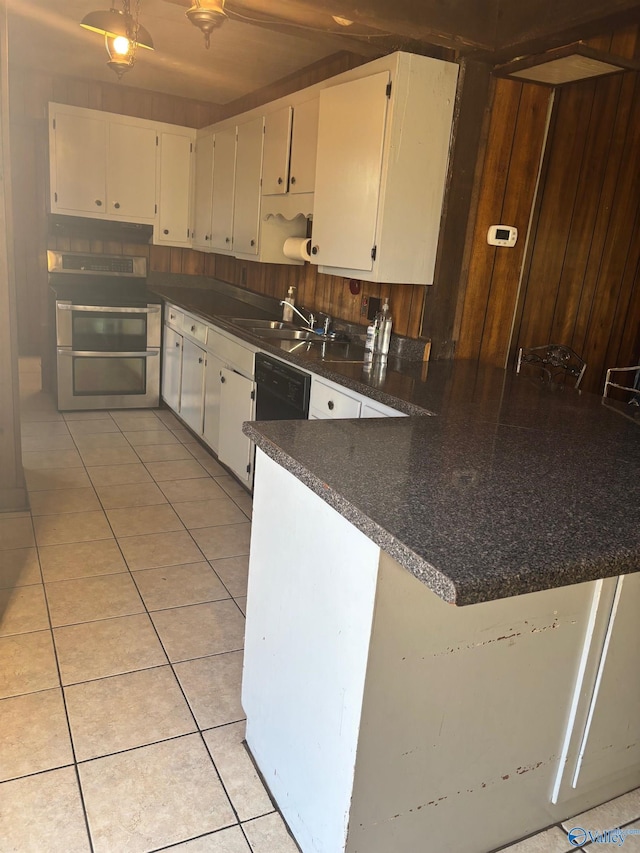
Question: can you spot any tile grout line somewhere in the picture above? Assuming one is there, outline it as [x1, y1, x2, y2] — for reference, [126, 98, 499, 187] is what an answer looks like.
[17, 396, 264, 850]
[73, 410, 254, 840]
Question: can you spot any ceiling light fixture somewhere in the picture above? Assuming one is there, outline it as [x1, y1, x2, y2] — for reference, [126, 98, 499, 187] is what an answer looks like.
[494, 42, 640, 87]
[80, 0, 154, 80]
[186, 0, 227, 49]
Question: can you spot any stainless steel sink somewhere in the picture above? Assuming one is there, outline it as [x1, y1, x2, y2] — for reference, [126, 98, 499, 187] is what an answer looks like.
[227, 318, 300, 331]
[255, 328, 327, 341]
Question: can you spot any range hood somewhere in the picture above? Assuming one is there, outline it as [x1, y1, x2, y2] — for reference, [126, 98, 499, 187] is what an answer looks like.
[48, 214, 153, 243]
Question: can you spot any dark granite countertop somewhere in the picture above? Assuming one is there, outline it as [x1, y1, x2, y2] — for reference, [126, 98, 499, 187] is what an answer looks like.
[244, 370, 639, 605]
[150, 275, 639, 605]
[149, 278, 434, 416]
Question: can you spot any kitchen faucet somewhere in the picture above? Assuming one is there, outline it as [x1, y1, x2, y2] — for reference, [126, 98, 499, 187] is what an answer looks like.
[279, 301, 316, 330]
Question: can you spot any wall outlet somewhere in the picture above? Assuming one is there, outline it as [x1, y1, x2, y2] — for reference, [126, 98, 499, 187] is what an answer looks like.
[367, 297, 381, 322]
[360, 296, 369, 317]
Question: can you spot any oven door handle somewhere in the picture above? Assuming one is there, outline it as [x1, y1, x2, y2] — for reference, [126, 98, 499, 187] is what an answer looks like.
[56, 304, 161, 314]
[57, 349, 159, 358]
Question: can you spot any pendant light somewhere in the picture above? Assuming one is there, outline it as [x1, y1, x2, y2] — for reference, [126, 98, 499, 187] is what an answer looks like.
[185, 0, 227, 49]
[80, 1, 154, 79]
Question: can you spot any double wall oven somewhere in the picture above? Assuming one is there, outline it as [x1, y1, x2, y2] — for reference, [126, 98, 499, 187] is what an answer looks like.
[49, 251, 161, 410]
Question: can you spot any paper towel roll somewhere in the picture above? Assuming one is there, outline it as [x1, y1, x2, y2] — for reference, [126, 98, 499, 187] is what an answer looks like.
[282, 237, 312, 262]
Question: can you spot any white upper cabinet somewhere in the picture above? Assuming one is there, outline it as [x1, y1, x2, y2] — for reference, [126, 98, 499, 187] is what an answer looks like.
[311, 53, 458, 284]
[155, 129, 195, 247]
[262, 106, 292, 196]
[192, 130, 215, 251]
[210, 127, 237, 253]
[50, 104, 157, 224]
[50, 108, 107, 216]
[232, 116, 265, 257]
[289, 97, 319, 195]
[312, 71, 389, 273]
[108, 121, 157, 221]
[261, 100, 318, 197]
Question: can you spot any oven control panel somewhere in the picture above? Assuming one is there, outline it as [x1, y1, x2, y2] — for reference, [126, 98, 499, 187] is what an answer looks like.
[47, 251, 147, 277]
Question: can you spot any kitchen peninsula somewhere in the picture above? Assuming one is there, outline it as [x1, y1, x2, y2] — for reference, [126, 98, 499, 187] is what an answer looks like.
[241, 366, 640, 853]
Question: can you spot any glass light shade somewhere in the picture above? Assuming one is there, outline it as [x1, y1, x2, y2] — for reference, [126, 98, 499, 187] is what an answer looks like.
[80, 8, 154, 50]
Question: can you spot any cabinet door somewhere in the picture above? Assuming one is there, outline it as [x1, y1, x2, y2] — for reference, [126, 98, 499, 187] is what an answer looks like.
[156, 131, 193, 246]
[232, 116, 264, 256]
[203, 350, 225, 454]
[311, 72, 390, 271]
[262, 106, 292, 195]
[181, 338, 206, 434]
[108, 121, 157, 221]
[218, 367, 255, 485]
[360, 400, 405, 418]
[192, 132, 215, 250]
[289, 98, 319, 195]
[162, 325, 183, 413]
[210, 128, 237, 252]
[50, 110, 106, 215]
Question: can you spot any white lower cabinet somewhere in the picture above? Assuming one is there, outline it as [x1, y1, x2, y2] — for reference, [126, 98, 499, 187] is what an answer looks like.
[360, 399, 406, 418]
[162, 324, 183, 413]
[218, 367, 256, 485]
[203, 350, 225, 455]
[180, 338, 206, 434]
[309, 375, 405, 420]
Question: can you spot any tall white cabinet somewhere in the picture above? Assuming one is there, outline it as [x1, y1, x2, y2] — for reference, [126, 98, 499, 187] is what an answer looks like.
[311, 53, 458, 284]
[311, 71, 389, 273]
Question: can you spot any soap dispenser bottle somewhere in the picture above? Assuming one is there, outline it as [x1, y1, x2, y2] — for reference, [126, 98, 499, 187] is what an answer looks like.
[282, 286, 296, 322]
[374, 298, 392, 356]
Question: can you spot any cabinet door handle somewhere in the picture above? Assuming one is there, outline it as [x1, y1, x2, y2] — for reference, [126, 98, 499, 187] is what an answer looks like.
[327, 400, 334, 411]
[205, 235, 209, 240]
[277, 177, 283, 185]
[95, 199, 102, 206]
[198, 357, 203, 364]
[175, 341, 180, 348]
[220, 374, 226, 383]
[191, 325, 196, 332]
[163, 229, 169, 235]
[290, 176, 296, 185]
[225, 237, 231, 243]
[250, 239, 255, 247]
[311, 245, 319, 256]
[114, 202, 120, 209]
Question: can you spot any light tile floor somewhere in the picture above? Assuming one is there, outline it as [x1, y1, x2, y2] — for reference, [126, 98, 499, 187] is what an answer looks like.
[3, 359, 639, 853]
[0, 359, 298, 853]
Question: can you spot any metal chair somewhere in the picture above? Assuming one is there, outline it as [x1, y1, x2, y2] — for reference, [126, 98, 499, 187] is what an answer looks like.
[516, 344, 587, 389]
[603, 365, 640, 404]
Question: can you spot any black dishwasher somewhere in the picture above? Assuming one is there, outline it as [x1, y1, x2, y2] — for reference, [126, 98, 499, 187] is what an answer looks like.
[255, 353, 310, 420]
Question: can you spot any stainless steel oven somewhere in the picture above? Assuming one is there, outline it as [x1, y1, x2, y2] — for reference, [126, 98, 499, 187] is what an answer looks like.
[49, 251, 161, 411]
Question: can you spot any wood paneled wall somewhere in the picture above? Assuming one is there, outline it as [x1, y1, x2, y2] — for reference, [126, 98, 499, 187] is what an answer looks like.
[457, 26, 640, 396]
[456, 78, 552, 362]
[511, 28, 640, 394]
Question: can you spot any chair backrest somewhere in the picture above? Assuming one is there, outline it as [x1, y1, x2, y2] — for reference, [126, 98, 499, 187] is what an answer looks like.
[516, 344, 587, 389]
[603, 365, 640, 402]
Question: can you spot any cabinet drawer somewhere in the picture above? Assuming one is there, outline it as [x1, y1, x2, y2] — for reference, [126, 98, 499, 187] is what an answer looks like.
[310, 379, 361, 419]
[182, 314, 208, 345]
[165, 305, 183, 332]
[208, 326, 255, 378]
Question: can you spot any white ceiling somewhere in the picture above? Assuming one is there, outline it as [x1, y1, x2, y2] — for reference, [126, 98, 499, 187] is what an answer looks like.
[7, 0, 359, 104]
